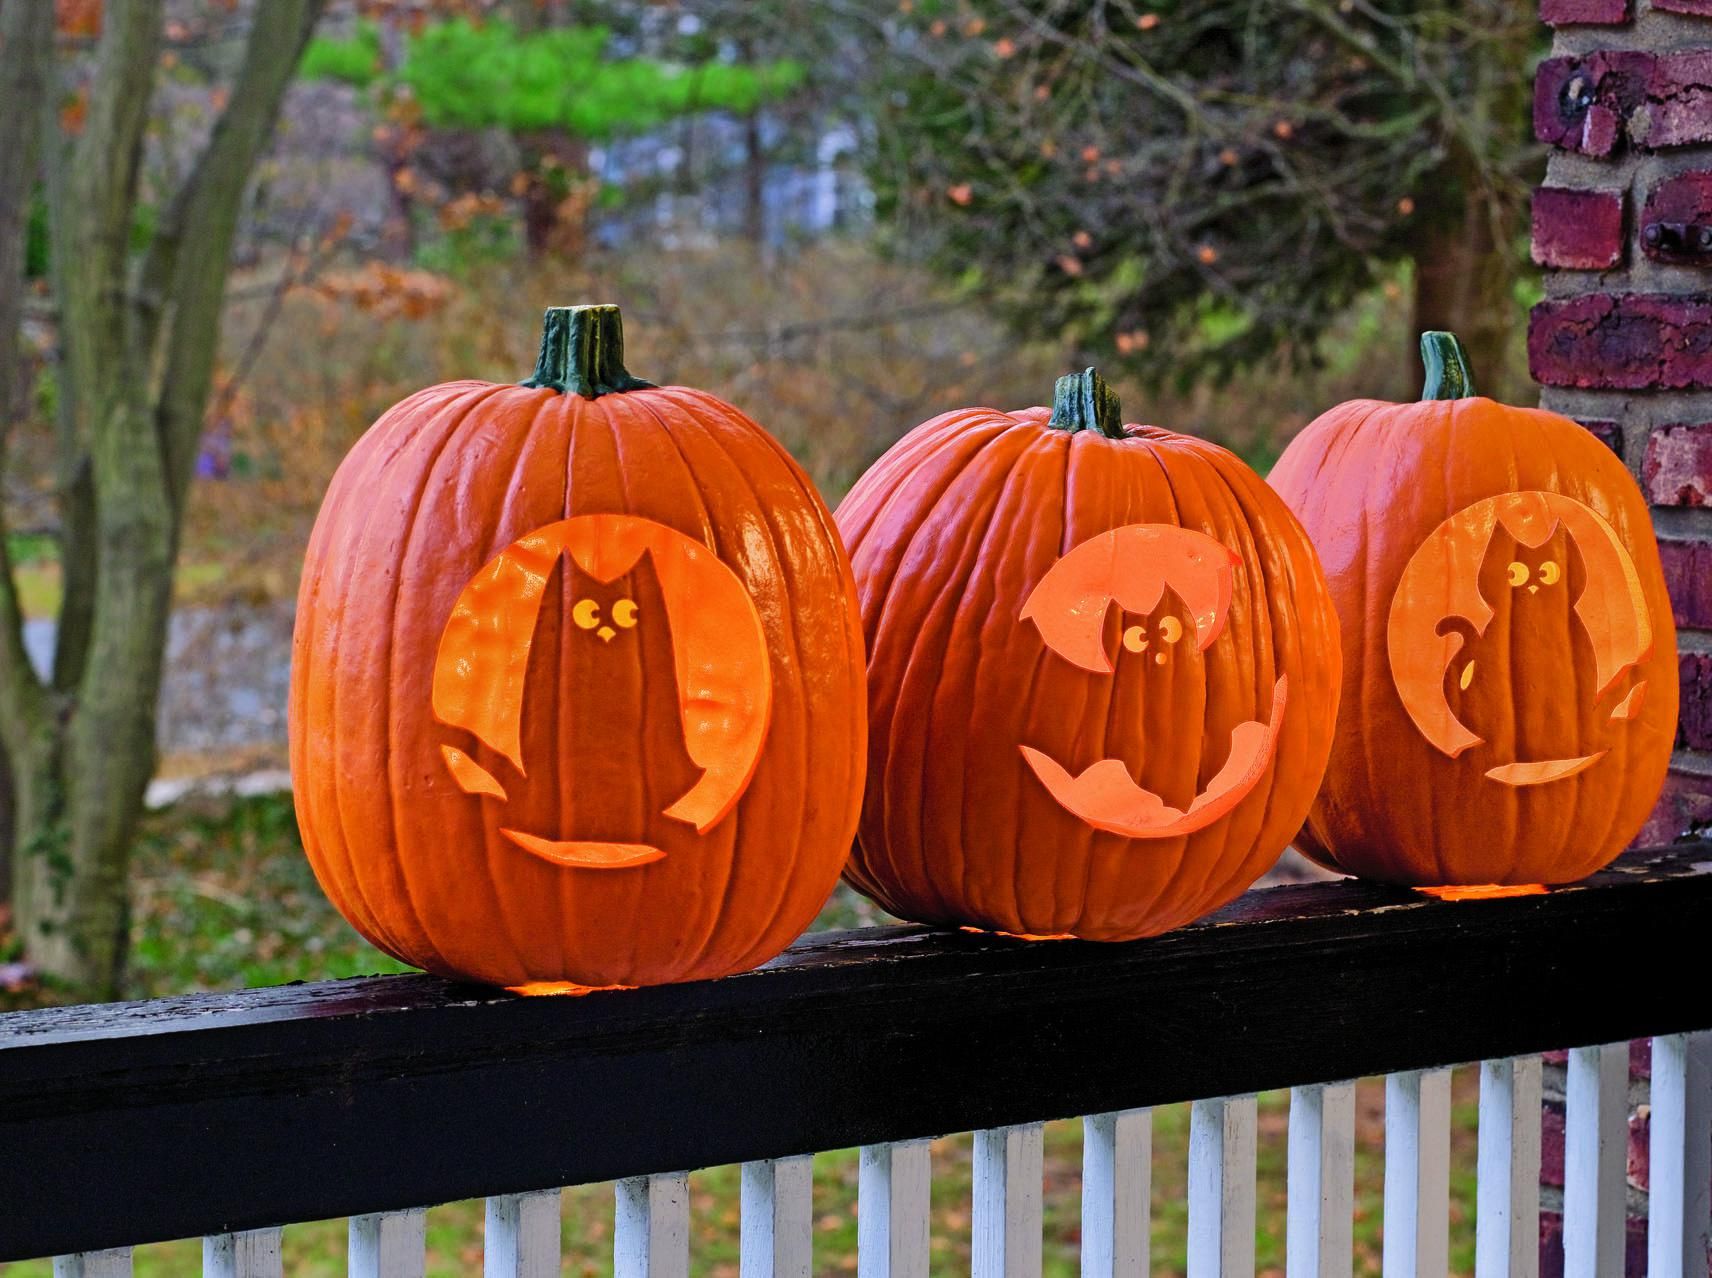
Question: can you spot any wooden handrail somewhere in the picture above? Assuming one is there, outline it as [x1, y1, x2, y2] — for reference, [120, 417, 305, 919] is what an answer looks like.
[2, 841, 1709, 1261]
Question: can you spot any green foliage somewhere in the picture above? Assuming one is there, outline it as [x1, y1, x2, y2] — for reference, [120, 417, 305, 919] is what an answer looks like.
[400, 20, 801, 138]
[125, 792, 415, 998]
[25, 185, 48, 278]
[414, 208, 522, 277]
[302, 18, 804, 140]
[298, 19, 383, 88]
[5, 531, 57, 566]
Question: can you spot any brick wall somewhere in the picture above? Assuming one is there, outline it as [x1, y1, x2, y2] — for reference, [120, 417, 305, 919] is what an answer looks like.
[1530, 1, 1712, 850]
[1531, 1, 1712, 1271]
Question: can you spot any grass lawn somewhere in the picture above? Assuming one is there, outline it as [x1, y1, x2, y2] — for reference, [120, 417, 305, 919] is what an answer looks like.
[0, 794, 1482, 1277]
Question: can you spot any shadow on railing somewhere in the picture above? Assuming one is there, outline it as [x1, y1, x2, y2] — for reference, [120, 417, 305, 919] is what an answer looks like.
[3, 841, 1711, 1276]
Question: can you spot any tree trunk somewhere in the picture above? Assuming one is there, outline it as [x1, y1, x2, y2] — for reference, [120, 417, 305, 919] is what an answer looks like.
[1410, 3, 1533, 401]
[1411, 188, 1516, 400]
[744, 110, 766, 246]
[0, 0, 54, 909]
[520, 132, 589, 259]
[6, 0, 325, 999]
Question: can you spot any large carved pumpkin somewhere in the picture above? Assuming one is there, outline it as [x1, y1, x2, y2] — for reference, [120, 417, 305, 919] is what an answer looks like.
[1268, 332, 1678, 886]
[289, 305, 866, 989]
[835, 369, 1341, 940]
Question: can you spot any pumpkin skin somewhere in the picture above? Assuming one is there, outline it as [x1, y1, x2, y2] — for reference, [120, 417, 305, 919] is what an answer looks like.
[835, 369, 1341, 940]
[289, 305, 866, 989]
[1267, 332, 1678, 886]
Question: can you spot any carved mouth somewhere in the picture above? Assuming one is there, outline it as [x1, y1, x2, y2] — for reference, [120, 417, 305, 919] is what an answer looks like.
[501, 830, 667, 869]
[1482, 754, 1606, 786]
[1019, 675, 1287, 839]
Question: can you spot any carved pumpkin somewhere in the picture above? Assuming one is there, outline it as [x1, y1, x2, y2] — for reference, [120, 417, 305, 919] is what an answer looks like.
[289, 305, 866, 989]
[1268, 332, 1678, 886]
[835, 369, 1341, 940]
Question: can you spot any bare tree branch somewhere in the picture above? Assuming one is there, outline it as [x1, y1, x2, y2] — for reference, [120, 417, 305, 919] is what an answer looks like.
[62, 0, 164, 381]
[0, 0, 55, 752]
[141, 0, 329, 516]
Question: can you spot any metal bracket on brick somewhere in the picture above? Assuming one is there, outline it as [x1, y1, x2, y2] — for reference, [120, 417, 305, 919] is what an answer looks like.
[1642, 171, 1712, 263]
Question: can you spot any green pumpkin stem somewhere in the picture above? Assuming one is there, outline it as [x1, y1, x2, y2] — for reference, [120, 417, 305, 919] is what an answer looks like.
[1419, 330, 1476, 401]
[521, 304, 655, 398]
[1047, 367, 1125, 439]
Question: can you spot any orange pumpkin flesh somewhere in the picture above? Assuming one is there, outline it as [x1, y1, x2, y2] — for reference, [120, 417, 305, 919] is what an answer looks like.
[289, 305, 866, 989]
[1268, 332, 1678, 887]
[835, 369, 1342, 941]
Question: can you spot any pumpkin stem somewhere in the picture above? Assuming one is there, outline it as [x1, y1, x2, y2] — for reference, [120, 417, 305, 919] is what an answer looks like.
[1419, 331, 1476, 401]
[1047, 367, 1125, 439]
[521, 304, 656, 398]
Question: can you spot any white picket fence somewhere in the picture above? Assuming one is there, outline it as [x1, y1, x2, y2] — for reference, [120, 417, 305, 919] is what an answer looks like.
[48, 1034, 1711, 1278]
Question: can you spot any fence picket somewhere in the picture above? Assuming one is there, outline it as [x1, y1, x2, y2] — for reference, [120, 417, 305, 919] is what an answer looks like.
[349, 1210, 426, 1278]
[1476, 1057, 1541, 1278]
[484, 1190, 561, 1278]
[1382, 1068, 1451, 1278]
[1082, 1109, 1151, 1278]
[204, 1228, 282, 1278]
[1287, 1082, 1355, 1278]
[1647, 1033, 1712, 1278]
[858, 1140, 931, 1278]
[616, 1173, 691, 1278]
[1188, 1094, 1257, 1278]
[973, 1123, 1044, 1278]
[1563, 1043, 1627, 1278]
[53, 1250, 131, 1278]
[742, 1156, 814, 1278]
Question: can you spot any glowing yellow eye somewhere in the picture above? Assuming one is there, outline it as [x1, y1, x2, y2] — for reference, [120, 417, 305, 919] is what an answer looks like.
[571, 599, 601, 630]
[1158, 615, 1184, 644]
[1538, 561, 1561, 586]
[1506, 561, 1529, 587]
[1122, 624, 1147, 653]
[612, 598, 639, 628]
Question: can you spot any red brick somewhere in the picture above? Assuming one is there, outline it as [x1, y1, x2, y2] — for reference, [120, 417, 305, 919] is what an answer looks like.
[1580, 420, 1625, 454]
[1536, 51, 1655, 155]
[1643, 423, 1712, 506]
[1659, 538, 1712, 627]
[1542, 0, 1630, 22]
[1540, 1210, 1564, 1278]
[1540, 1210, 1563, 1278]
[1631, 1037, 1652, 1079]
[1630, 1105, 1650, 1189]
[1539, 1211, 1648, 1278]
[1537, 50, 1712, 154]
[1636, 767, 1712, 846]
[1639, 171, 1712, 264]
[1542, 1100, 1567, 1186]
[1681, 652, 1712, 750]
[1533, 188, 1626, 269]
[1529, 294, 1712, 390]
[1657, 0, 1712, 13]
[1644, 50, 1712, 148]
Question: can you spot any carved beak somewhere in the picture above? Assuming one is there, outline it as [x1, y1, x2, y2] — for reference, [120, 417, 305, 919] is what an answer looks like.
[598, 625, 616, 642]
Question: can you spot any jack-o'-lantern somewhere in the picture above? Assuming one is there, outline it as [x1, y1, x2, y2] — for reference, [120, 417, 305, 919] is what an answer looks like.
[1268, 332, 1678, 887]
[835, 368, 1341, 940]
[289, 305, 866, 989]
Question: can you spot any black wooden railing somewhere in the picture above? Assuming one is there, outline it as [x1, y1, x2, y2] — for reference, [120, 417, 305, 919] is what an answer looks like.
[2, 840, 1711, 1270]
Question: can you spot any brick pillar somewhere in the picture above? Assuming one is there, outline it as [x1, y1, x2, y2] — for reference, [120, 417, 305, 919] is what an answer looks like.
[1530, 4, 1712, 845]
[1530, 3, 1712, 1273]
